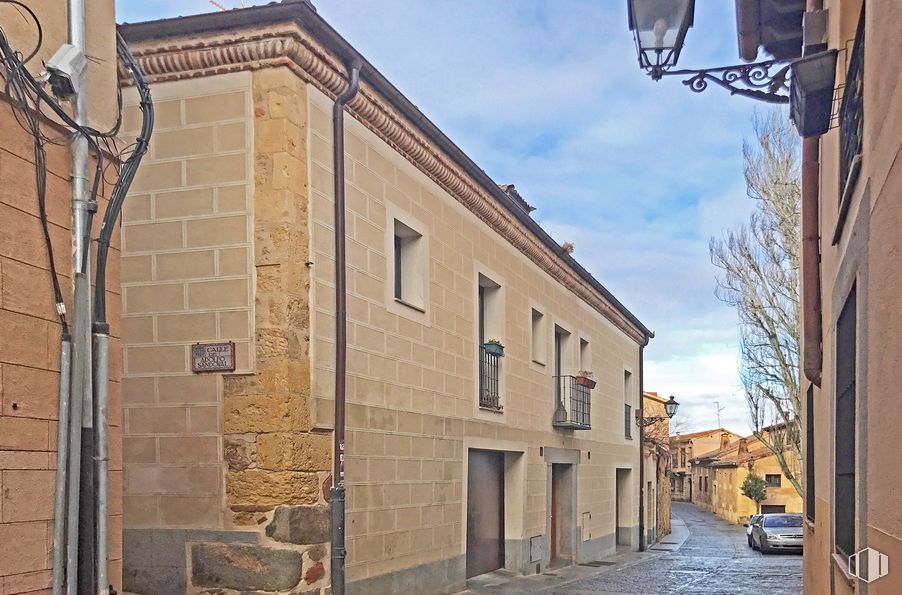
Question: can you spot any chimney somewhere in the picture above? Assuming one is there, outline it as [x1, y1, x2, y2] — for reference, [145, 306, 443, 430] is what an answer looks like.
[738, 438, 749, 455]
[719, 432, 730, 450]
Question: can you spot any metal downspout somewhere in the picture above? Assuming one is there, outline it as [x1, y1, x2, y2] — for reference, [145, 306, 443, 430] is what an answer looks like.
[801, 1, 824, 388]
[331, 59, 362, 595]
[66, 1, 95, 592]
[638, 344, 646, 552]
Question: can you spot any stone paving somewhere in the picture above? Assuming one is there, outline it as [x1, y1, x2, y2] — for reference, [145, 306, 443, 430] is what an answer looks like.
[461, 502, 802, 595]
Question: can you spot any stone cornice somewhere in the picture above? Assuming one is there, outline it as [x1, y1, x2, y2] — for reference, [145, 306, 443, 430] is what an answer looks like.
[123, 24, 650, 345]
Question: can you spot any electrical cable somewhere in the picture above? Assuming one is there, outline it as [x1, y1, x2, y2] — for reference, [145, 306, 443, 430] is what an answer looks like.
[95, 31, 153, 327]
[0, 0, 42, 62]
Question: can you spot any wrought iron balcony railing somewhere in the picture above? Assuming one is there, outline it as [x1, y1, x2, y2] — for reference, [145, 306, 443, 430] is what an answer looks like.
[478, 346, 502, 411]
[552, 375, 591, 430]
[839, 8, 864, 200]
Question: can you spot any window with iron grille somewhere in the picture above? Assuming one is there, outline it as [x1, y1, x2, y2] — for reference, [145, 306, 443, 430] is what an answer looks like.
[477, 275, 502, 411]
[839, 6, 864, 203]
[765, 474, 782, 488]
[806, 385, 816, 521]
[834, 285, 856, 558]
[624, 403, 632, 439]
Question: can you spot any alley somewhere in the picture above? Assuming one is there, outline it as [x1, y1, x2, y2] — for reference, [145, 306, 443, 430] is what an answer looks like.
[463, 502, 802, 595]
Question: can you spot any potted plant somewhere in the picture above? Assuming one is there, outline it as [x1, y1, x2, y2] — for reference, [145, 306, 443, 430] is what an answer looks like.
[482, 338, 505, 357]
[575, 371, 596, 389]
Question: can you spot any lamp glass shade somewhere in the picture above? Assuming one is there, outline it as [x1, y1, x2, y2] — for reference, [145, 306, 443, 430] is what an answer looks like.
[628, 0, 694, 69]
[664, 396, 679, 418]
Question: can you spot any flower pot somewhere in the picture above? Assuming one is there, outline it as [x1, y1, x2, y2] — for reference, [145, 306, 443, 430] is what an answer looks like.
[575, 376, 596, 389]
[483, 342, 504, 357]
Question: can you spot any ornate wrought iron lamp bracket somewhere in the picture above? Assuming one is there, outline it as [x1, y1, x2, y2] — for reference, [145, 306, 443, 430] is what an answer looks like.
[636, 414, 669, 428]
[649, 59, 792, 104]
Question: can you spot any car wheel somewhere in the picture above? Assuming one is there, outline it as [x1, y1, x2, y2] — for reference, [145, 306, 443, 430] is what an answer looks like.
[747, 535, 753, 548]
[752, 536, 759, 551]
[760, 541, 770, 555]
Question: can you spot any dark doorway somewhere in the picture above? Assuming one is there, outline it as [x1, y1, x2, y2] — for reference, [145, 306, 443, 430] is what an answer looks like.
[467, 449, 504, 578]
[615, 468, 631, 546]
[550, 463, 575, 565]
[761, 504, 786, 514]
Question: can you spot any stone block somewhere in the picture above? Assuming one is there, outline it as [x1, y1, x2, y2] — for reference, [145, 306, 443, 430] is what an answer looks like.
[218, 246, 249, 276]
[0, 470, 54, 522]
[126, 345, 187, 374]
[154, 187, 215, 219]
[155, 250, 216, 281]
[185, 92, 246, 123]
[130, 161, 182, 193]
[191, 543, 301, 592]
[257, 432, 330, 471]
[154, 126, 215, 159]
[186, 153, 247, 186]
[187, 278, 248, 309]
[124, 283, 185, 314]
[226, 469, 319, 508]
[186, 215, 248, 248]
[217, 184, 248, 213]
[159, 496, 220, 527]
[223, 393, 308, 434]
[223, 435, 256, 472]
[158, 436, 218, 464]
[265, 504, 330, 544]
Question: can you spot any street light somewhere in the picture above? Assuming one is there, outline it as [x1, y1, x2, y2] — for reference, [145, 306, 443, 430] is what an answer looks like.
[627, 0, 694, 80]
[625, 0, 836, 106]
[637, 395, 679, 428]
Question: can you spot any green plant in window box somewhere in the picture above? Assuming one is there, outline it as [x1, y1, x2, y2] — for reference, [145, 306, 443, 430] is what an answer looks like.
[575, 370, 596, 389]
[483, 338, 504, 357]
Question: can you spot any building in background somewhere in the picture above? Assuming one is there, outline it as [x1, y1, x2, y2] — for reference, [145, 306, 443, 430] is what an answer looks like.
[0, 2, 123, 592]
[117, 3, 653, 593]
[669, 428, 741, 502]
[690, 432, 802, 525]
[642, 392, 671, 543]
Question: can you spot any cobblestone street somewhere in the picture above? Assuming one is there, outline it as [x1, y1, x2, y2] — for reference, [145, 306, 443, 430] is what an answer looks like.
[463, 502, 802, 595]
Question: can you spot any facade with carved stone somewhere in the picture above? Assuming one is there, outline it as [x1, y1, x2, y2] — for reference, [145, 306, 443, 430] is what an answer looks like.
[118, 3, 653, 593]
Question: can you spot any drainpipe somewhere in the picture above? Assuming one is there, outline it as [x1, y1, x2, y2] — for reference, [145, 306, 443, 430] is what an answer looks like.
[65, 1, 95, 593]
[51, 334, 72, 595]
[638, 344, 646, 552]
[331, 58, 362, 595]
[801, 3, 823, 387]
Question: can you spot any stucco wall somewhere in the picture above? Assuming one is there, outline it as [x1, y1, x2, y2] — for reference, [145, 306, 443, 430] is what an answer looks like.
[0, 1, 121, 591]
[306, 84, 644, 587]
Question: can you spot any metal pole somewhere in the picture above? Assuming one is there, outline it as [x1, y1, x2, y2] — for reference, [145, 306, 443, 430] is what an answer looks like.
[66, 2, 95, 592]
[93, 328, 110, 594]
[66, 274, 88, 595]
[330, 59, 361, 595]
[51, 334, 72, 595]
[638, 344, 646, 552]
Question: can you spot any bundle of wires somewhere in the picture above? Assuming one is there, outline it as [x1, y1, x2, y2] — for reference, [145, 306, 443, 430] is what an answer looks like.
[0, 0, 154, 330]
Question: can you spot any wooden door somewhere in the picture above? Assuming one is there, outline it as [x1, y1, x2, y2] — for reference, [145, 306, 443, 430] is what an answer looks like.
[467, 450, 504, 578]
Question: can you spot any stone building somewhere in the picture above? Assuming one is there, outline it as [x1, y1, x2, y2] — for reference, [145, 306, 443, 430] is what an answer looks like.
[689, 433, 803, 525]
[0, 1, 123, 591]
[118, 2, 653, 593]
[735, 0, 902, 591]
[668, 428, 741, 502]
[641, 392, 671, 543]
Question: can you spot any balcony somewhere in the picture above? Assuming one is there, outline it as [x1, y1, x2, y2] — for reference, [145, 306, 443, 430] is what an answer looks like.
[478, 345, 502, 411]
[552, 375, 591, 430]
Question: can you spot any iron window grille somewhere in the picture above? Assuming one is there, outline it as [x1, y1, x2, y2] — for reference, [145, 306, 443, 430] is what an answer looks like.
[624, 404, 633, 439]
[552, 375, 591, 430]
[839, 6, 864, 201]
[806, 385, 816, 521]
[478, 345, 502, 411]
[834, 285, 857, 558]
[766, 474, 782, 488]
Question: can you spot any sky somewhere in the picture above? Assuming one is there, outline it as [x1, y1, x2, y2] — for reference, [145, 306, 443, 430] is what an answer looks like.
[117, 0, 766, 435]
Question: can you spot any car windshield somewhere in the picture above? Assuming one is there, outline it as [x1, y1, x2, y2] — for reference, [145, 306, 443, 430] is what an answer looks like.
[763, 514, 803, 528]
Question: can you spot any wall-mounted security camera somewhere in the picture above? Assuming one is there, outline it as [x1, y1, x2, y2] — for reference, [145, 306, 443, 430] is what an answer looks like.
[43, 44, 87, 100]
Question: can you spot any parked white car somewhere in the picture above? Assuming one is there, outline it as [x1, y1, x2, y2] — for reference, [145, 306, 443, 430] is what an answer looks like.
[745, 514, 762, 547]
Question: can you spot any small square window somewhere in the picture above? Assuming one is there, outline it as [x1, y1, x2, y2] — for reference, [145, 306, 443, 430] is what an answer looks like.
[530, 308, 546, 364]
[393, 219, 424, 310]
[765, 474, 782, 488]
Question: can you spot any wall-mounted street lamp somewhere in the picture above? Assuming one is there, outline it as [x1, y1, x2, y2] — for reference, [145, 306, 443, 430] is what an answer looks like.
[637, 395, 679, 428]
[627, 0, 837, 117]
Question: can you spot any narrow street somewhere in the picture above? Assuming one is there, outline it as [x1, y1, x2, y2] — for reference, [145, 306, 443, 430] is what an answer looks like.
[463, 502, 802, 595]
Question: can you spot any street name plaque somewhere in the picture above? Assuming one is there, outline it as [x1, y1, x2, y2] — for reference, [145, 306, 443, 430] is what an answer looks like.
[192, 341, 236, 373]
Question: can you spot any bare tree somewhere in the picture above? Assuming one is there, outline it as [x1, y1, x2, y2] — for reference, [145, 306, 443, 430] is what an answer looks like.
[709, 109, 803, 497]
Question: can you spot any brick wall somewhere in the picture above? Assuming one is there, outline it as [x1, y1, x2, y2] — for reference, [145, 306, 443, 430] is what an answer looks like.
[120, 71, 254, 530]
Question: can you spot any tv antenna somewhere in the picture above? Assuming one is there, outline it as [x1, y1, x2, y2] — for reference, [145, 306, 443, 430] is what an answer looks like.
[714, 401, 726, 427]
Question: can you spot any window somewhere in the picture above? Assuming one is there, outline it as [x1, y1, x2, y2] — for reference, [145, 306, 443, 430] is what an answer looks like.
[834, 285, 857, 557]
[392, 219, 425, 310]
[554, 324, 572, 413]
[530, 308, 546, 364]
[806, 385, 816, 521]
[680, 448, 686, 468]
[765, 474, 782, 488]
[477, 274, 503, 411]
[579, 337, 590, 371]
[624, 403, 632, 439]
